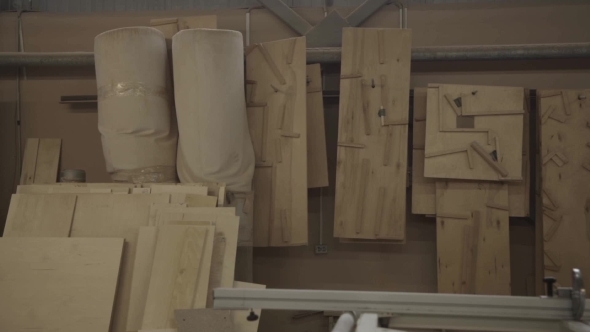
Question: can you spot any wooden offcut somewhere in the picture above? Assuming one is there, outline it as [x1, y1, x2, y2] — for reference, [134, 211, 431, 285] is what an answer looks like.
[246, 37, 308, 246]
[334, 28, 411, 240]
[0, 237, 123, 332]
[424, 85, 524, 181]
[539, 89, 590, 290]
[306, 63, 329, 188]
[20, 138, 61, 185]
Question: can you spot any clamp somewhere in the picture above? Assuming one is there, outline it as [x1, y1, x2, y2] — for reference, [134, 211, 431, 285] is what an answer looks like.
[544, 268, 586, 320]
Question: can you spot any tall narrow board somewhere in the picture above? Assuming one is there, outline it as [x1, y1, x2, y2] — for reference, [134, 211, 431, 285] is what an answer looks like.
[334, 28, 411, 240]
[19, 138, 61, 184]
[436, 181, 511, 295]
[69, 194, 171, 332]
[0, 237, 123, 332]
[4, 193, 77, 237]
[306, 63, 329, 188]
[539, 89, 590, 289]
[424, 85, 524, 181]
[246, 37, 308, 246]
[19, 138, 39, 184]
[142, 225, 213, 330]
[411, 89, 530, 217]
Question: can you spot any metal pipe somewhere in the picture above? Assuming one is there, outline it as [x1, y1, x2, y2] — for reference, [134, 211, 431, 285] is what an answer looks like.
[1, 42, 590, 66]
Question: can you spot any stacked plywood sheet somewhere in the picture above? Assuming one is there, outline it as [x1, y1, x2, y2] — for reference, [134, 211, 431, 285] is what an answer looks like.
[333, 28, 412, 242]
[3, 183, 262, 332]
[412, 85, 527, 295]
[539, 89, 590, 290]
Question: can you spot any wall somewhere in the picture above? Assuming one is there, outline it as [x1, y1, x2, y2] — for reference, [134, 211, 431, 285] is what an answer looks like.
[0, 2, 589, 331]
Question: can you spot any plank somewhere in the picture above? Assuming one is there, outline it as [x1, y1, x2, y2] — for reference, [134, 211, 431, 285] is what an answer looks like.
[424, 85, 524, 181]
[69, 194, 171, 332]
[436, 181, 510, 295]
[411, 88, 436, 215]
[33, 138, 61, 184]
[142, 225, 213, 330]
[539, 89, 590, 290]
[17, 183, 135, 194]
[148, 203, 186, 226]
[0, 237, 123, 332]
[171, 193, 218, 207]
[306, 63, 329, 188]
[246, 37, 308, 246]
[149, 184, 208, 196]
[175, 309, 233, 332]
[232, 281, 266, 332]
[149, 205, 235, 226]
[334, 28, 411, 240]
[20, 138, 39, 184]
[508, 89, 531, 217]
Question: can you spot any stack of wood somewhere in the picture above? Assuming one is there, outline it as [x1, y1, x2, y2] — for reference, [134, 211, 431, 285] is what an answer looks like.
[411, 85, 530, 295]
[1, 181, 264, 332]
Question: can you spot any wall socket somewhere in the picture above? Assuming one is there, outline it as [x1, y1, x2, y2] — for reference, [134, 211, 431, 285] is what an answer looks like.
[315, 244, 328, 254]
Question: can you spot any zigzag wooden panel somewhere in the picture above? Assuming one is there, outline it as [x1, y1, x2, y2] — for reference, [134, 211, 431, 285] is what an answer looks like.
[436, 181, 511, 295]
[334, 28, 411, 240]
[246, 37, 308, 246]
[539, 89, 590, 289]
[424, 84, 524, 181]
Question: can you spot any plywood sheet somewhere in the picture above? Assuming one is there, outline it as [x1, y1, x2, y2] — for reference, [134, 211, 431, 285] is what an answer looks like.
[20, 138, 39, 185]
[436, 181, 510, 295]
[69, 194, 170, 332]
[306, 63, 329, 188]
[142, 225, 213, 330]
[424, 85, 524, 181]
[232, 281, 266, 332]
[0, 237, 123, 332]
[19, 138, 61, 184]
[539, 89, 590, 290]
[334, 28, 411, 240]
[246, 37, 308, 246]
[4, 193, 77, 237]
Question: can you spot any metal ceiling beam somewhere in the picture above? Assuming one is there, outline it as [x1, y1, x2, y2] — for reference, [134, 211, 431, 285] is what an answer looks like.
[1, 42, 590, 67]
[256, 0, 312, 35]
[345, 0, 390, 27]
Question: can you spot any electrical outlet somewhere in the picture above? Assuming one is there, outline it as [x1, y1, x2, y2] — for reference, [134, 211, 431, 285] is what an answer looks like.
[315, 244, 328, 254]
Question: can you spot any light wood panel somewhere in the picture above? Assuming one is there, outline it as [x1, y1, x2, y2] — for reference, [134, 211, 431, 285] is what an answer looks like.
[149, 184, 208, 196]
[246, 36, 308, 246]
[539, 89, 590, 289]
[508, 89, 531, 217]
[173, 194, 218, 207]
[17, 183, 135, 194]
[69, 194, 170, 332]
[0, 237, 123, 332]
[232, 281, 266, 332]
[4, 193, 77, 237]
[334, 28, 411, 240]
[142, 225, 213, 330]
[149, 205, 235, 226]
[306, 63, 329, 188]
[19, 138, 61, 184]
[424, 85, 524, 181]
[436, 181, 511, 295]
[20, 138, 39, 185]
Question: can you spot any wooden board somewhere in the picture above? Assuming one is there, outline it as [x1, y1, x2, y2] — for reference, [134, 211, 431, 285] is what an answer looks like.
[0, 237, 123, 332]
[539, 89, 590, 290]
[149, 205, 235, 226]
[411, 88, 530, 217]
[334, 28, 411, 240]
[69, 194, 170, 332]
[4, 193, 77, 237]
[424, 85, 524, 181]
[142, 225, 213, 330]
[20, 138, 39, 184]
[171, 193, 218, 207]
[232, 281, 266, 332]
[17, 183, 135, 194]
[246, 37, 308, 246]
[150, 184, 208, 196]
[175, 309, 233, 332]
[306, 63, 329, 188]
[127, 227, 157, 332]
[436, 181, 511, 295]
[19, 138, 61, 184]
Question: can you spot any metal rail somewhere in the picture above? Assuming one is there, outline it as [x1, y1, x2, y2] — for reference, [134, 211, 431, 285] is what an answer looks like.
[1, 42, 589, 66]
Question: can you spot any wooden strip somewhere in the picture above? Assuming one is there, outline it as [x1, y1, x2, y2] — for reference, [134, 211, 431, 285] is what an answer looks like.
[543, 212, 562, 242]
[378, 30, 385, 64]
[374, 187, 386, 236]
[4, 194, 77, 237]
[549, 110, 566, 123]
[287, 38, 296, 65]
[261, 106, 269, 162]
[544, 250, 561, 272]
[34, 138, 61, 184]
[542, 151, 556, 165]
[552, 155, 565, 167]
[150, 184, 207, 196]
[471, 141, 509, 177]
[486, 202, 510, 211]
[275, 139, 282, 163]
[361, 79, 372, 135]
[20, 138, 39, 184]
[470, 212, 481, 293]
[495, 136, 501, 162]
[380, 74, 388, 113]
[460, 224, 475, 294]
[555, 152, 569, 164]
[437, 212, 472, 220]
[280, 209, 291, 243]
[142, 225, 212, 329]
[466, 148, 474, 169]
[444, 94, 461, 116]
[257, 44, 286, 85]
[561, 91, 571, 116]
[425, 147, 467, 158]
[543, 189, 559, 210]
[280, 131, 301, 138]
[337, 142, 365, 149]
[541, 105, 555, 124]
[383, 126, 393, 166]
[340, 73, 362, 79]
[150, 17, 179, 26]
[355, 159, 371, 234]
[183, 195, 218, 207]
[278, 102, 287, 129]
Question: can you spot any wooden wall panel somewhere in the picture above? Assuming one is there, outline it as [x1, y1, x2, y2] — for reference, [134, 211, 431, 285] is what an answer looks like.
[334, 28, 411, 240]
[424, 85, 524, 181]
[0, 237, 123, 332]
[306, 63, 329, 188]
[539, 89, 590, 289]
[436, 181, 511, 295]
[246, 37, 308, 246]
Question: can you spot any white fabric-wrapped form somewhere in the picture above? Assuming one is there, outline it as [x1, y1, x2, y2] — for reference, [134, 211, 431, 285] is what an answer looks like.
[172, 29, 255, 192]
[94, 27, 178, 183]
